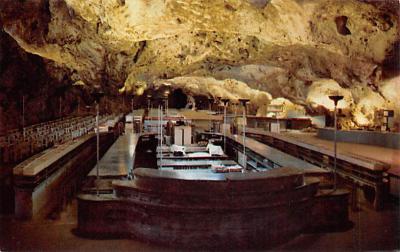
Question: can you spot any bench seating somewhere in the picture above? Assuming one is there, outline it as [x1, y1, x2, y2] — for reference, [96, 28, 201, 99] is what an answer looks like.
[0, 114, 123, 165]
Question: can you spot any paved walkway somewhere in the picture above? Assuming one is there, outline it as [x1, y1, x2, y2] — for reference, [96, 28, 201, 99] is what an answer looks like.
[228, 134, 325, 173]
[281, 131, 400, 176]
[88, 133, 139, 178]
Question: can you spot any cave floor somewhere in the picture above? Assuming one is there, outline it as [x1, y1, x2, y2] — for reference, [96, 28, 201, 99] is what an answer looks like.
[0, 196, 398, 251]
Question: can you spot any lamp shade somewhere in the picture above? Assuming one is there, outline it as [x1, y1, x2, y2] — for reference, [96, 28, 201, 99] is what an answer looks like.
[328, 95, 344, 106]
[92, 89, 105, 103]
[238, 98, 250, 106]
[221, 98, 230, 106]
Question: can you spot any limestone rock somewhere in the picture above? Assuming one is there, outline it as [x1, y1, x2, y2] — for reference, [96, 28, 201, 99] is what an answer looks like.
[0, 0, 399, 127]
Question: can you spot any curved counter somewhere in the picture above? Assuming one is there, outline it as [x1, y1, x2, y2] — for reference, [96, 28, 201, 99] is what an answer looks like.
[77, 167, 349, 249]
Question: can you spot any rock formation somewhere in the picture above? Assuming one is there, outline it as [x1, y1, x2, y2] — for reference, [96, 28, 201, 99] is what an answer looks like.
[0, 0, 399, 129]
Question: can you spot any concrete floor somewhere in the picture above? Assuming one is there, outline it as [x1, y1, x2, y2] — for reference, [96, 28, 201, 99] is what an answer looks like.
[1, 196, 398, 251]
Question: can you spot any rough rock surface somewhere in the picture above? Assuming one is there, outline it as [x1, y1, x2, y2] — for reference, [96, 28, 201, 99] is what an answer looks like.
[0, 27, 123, 132]
[0, 0, 399, 128]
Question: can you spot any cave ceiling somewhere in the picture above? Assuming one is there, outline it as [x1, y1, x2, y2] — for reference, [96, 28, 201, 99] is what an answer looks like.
[0, 0, 399, 126]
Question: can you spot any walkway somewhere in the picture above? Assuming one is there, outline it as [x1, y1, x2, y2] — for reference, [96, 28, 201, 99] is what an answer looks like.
[88, 133, 139, 178]
[228, 134, 326, 175]
[282, 130, 400, 175]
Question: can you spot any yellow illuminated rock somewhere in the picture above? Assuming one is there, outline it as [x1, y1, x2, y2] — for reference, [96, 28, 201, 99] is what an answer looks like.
[269, 97, 306, 118]
[307, 79, 353, 111]
[1, 0, 398, 126]
[154, 76, 272, 115]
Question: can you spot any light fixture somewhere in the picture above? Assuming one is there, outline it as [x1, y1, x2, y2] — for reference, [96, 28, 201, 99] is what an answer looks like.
[147, 94, 152, 111]
[328, 95, 344, 107]
[157, 98, 164, 169]
[221, 98, 230, 152]
[127, 92, 135, 133]
[328, 95, 343, 191]
[208, 98, 214, 132]
[239, 99, 250, 171]
[217, 97, 222, 114]
[91, 88, 104, 197]
[163, 89, 170, 116]
[72, 80, 85, 86]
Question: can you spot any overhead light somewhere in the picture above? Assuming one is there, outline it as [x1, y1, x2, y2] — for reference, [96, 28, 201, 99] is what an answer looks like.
[72, 80, 85, 86]
[92, 89, 105, 103]
[164, 89, 170, 97]
[221, 98, 230, 106]
[328, 95, 344, 107]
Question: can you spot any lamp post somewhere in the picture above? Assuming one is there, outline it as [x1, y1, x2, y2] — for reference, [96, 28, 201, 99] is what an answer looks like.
[231, 102, 238, 135]
[163, 90, 170, 117]
[234, 102, 238, 118]
[131, 95, 134, 118]
[147, 94, 152, 111]
[128, 93, 134, 133]
[208, 98, 213, 111]
[158, 98, 164, 169]
[208, 98, 214, 132]
[217, 97, 222, 115]
[328, 95, 344, 191]
[92, 89, 104, 196]
[72, 80, 85, 116]
[22, 95, 25, 139]
[59, 96, 62, 119]
[221, 98, 230, 153]
[239, 99, 250, 170]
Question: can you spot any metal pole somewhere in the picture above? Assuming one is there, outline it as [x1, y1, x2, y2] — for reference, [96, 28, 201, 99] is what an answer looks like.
[224, 104, 227, 152]
[160, 102, 163, 168]
[22, 95, 25, 139]
[157, 104, 160, 159]
[333, 104, 337, 191]
[328, 94, 342, 191]
[276, 111, 280, 133]
[234, 103, 237, 118]
[96, 102, 100, 196]
[238, 99, 249, 170]
[243, 105, 246, 159]
[209, 99, 213, 132]
[165, 98, 168, 117]
[131, 97, 135, 133]
[59, 96, 62, 118]
[221, 99, 229, 153]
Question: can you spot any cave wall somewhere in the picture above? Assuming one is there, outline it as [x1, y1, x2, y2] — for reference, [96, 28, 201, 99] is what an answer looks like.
[0, 27, 75, 134]
[0, 27, 128, 134]
[0, 0, 399, 129]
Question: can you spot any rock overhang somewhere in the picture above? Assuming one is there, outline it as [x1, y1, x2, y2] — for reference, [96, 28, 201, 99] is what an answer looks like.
[0, 0, 399, 126]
